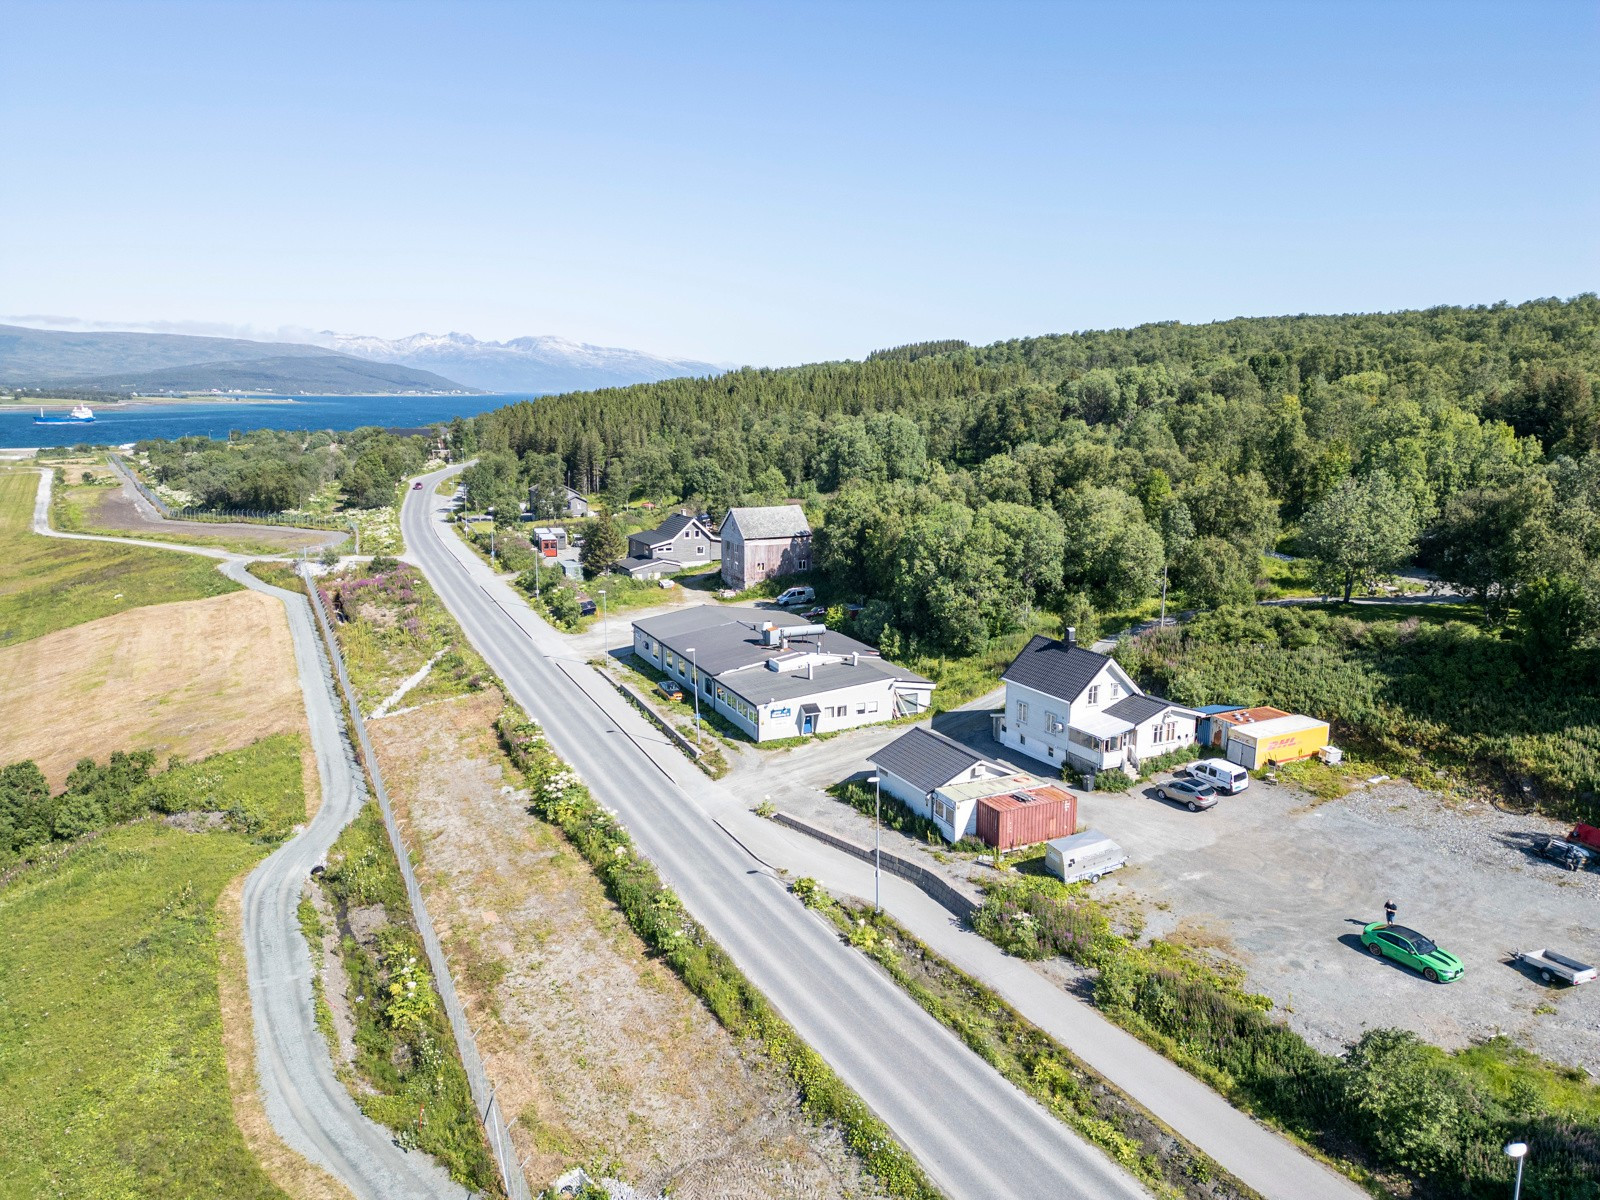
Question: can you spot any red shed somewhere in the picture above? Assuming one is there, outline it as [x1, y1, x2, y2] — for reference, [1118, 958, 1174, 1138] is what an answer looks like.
[975, 784, 1077, 851]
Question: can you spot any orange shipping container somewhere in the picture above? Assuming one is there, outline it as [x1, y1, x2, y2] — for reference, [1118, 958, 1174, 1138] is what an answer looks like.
[976, 785, 1077, 851]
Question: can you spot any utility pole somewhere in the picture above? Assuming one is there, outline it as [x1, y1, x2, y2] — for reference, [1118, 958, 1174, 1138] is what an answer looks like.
[1160, 563, 1168, 627]
[866, 774, 882, 913]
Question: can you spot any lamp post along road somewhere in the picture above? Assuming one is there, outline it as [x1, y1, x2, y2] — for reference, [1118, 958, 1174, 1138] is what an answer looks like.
[599, 589, 608, 652]
[867, 774, 882, 913]
[686, 646, 701, 747]
[1505, 1141, 1527, 1200]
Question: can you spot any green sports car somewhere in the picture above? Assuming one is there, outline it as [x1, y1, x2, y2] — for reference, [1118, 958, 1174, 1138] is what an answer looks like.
[1360, 922, 1465, 983]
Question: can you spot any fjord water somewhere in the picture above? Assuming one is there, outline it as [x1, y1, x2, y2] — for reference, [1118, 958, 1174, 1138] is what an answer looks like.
[0, 393, 521, 448]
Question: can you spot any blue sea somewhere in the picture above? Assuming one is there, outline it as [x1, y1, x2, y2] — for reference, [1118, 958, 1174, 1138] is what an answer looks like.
[1, 393, 528, 448]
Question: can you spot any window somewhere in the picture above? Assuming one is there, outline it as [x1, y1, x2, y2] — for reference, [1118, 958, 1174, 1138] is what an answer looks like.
[855, 702, 867, 715]
[866, 701, 879, 714]
[1086, 685, 1100, 705]
[703, 676, 713, 694]
[1045, 710, 1061, 732]
[830, 705, 848, 718]
[1068, 728, 1098, 750]
[697, 544, 705, 555]
[1110, 682, 1121, 699]
[799, 559, 809, 570]
[1016, 701, 1029, 725]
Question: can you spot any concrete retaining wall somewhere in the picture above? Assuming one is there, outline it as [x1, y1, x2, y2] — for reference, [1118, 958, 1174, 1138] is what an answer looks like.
[771, 812, 979, 921]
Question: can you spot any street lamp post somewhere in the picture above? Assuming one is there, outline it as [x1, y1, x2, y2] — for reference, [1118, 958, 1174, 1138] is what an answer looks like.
[1505, 1142, 1527, 1200]
[599, 588, 608, 649]
[866, 774, 881, 913]
[686, 646, 701, 747]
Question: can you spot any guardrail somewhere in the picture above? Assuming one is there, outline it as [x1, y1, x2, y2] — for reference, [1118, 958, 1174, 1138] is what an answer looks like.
[302, 567, 532, 1200]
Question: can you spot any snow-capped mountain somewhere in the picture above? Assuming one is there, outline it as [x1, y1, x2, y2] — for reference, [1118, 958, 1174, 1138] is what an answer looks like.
[325, 330, 727, 395]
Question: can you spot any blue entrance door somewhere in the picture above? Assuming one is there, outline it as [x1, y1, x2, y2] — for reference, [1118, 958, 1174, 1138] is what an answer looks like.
[801, 712, 815, 735]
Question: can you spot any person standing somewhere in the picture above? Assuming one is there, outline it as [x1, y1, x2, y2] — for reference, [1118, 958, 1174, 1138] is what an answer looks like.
[1384, 899, 1397, 926]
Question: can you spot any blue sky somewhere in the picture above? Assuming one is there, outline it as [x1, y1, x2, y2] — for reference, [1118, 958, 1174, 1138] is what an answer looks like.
[2, 1, 1595, 364]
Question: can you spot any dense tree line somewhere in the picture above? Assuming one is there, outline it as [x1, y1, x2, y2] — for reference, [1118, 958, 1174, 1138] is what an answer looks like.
[140, 427, 429, 511]
[460, 296, 1600, 656]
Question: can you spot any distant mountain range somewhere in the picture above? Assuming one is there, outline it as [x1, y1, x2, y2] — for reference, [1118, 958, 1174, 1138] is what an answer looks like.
[0, 325, 468, 395]
[325, 330, 726, 394]
[0, 322, 728, 396]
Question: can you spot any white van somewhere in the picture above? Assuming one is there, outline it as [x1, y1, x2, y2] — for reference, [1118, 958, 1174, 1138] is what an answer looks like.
[775, 586, 816, 606]
[1044, 831, 1128, 885]
[1189, 758, 1250, 794]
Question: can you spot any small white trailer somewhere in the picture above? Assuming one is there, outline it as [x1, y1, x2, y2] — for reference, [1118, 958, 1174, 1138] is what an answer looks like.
[1513, 948, 1597, 986]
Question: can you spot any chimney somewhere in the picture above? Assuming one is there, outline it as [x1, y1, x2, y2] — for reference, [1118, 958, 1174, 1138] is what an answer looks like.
[1064, 626, 1076, 648]
[808, 660, 814, 680]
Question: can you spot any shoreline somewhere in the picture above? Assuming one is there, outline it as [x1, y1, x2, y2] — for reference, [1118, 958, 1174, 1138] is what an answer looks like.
[2, 392, 479, 410]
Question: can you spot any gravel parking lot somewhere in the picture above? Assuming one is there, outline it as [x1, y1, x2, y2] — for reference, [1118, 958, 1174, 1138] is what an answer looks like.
[744, 705, 1600, 1077]
[1088, 770, 1600, 1074]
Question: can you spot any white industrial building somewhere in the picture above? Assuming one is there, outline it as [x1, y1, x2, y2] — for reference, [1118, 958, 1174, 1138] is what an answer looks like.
[632, 606, 933, 741]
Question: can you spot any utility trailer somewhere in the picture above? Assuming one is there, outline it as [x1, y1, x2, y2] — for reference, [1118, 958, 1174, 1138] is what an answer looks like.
[1513, 948, 1597, 986]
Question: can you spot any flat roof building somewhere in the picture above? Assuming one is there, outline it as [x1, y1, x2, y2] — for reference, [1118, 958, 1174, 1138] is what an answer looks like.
[632, 606, 933, 741]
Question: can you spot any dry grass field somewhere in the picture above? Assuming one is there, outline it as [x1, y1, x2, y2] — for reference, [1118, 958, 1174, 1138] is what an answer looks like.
[0, 589, 303, 787]
[370, 691, 878, 1199]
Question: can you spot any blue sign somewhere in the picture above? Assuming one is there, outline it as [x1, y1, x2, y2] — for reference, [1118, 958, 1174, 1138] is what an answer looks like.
[769, 705, 792, 718]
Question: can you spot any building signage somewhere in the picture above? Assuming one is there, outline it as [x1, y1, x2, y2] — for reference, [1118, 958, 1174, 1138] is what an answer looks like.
[769, 705, 792, 718]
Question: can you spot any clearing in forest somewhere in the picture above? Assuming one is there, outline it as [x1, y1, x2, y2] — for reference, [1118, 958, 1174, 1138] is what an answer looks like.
[369, 690, 881, 1200]
[0, 588, 303, 788]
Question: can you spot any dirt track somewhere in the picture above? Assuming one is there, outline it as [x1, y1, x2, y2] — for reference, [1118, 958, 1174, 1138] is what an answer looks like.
[89, 460, 342, 552]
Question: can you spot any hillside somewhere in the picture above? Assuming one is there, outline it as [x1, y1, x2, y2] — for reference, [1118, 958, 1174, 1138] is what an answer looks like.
[0, 325, 472, 394]
[49, 354, 471, 395]
[327, 329, 725, 394]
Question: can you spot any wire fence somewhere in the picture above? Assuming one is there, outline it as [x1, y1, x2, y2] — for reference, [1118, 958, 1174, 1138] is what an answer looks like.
[303, 569, 532, 1200]
[106, 455, 351, 532]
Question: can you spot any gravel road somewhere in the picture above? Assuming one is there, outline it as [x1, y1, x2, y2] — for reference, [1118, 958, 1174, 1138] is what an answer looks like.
[30, 468, 466, 1200]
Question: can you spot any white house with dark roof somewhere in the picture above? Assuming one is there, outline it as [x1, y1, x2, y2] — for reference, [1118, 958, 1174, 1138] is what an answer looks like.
[995, 630, 1197, 776]
[868, 726, 1011, 815]
[632, 606, 932, 740]
[719, 505, 811, 590]
[619, 512, 719, 578]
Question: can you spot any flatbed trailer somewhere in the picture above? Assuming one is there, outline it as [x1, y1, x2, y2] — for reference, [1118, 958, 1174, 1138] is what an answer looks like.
[1513, 948, 1597, 986]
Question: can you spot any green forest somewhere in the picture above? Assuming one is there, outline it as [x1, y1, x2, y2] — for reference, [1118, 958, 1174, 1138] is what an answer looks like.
[454, 296, 1600, 802]
[138, 427, 431, 512]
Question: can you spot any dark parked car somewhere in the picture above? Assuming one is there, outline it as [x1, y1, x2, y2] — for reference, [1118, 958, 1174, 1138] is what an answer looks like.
[800, 606, 828, 621]
[1154, 778, 1219, 811]
[1537, 836, 1596, 871]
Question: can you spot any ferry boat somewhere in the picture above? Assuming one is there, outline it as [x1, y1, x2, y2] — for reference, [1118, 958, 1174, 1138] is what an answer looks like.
[34, 404, 96, 425]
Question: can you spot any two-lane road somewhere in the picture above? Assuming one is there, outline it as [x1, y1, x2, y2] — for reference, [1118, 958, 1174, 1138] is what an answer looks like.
[401, 470, 1152, 1200]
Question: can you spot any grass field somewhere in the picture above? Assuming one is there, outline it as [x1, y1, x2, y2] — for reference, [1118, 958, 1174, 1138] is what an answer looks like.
[0, 738, 308, 1200]
[0, 589, 304, 788]
[0, 467, 238, 647]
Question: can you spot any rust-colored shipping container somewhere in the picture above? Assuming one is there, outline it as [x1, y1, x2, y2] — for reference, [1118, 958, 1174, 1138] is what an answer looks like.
[976, 784, 1077, 851]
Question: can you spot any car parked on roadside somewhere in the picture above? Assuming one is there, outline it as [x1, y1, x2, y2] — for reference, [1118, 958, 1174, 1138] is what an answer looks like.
[1155, 778, 1219, 811]
[656, 679, 684, 702]
[800, 605, 828, 621]
[775, 585, 816, 606]
[1359, 922, 1464, 983]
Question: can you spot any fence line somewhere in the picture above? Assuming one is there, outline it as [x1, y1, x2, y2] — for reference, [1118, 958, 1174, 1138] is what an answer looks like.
[303, 569, 532, 1200]
[770, 811, 981, 921]
[106, 455, 350, 532]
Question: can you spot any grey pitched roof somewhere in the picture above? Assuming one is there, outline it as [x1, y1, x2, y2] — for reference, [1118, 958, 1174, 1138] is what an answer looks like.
[722, 505, 810, 540]
[869, 726, 992, 794]
[641, 512, 711, 545]
[1106, 694, 1195, 725]
[1001, 635, 1116, 704]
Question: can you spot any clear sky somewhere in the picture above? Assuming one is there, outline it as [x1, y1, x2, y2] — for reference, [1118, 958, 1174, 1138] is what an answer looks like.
[2, 0, 1596, 365]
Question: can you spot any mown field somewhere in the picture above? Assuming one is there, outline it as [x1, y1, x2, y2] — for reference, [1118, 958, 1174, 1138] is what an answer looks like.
[0, 466, 237, 647]
[0, 737, 306, 1200]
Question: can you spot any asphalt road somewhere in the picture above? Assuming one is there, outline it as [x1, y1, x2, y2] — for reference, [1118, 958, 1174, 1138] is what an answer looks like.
[29, 469, 466, 1200]
[401, 469, 1151, 1200]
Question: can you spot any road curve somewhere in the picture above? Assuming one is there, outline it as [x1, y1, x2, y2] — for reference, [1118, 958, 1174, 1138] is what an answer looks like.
[401, 468, 1151, 1200]
[28, 468, 466, 1200]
